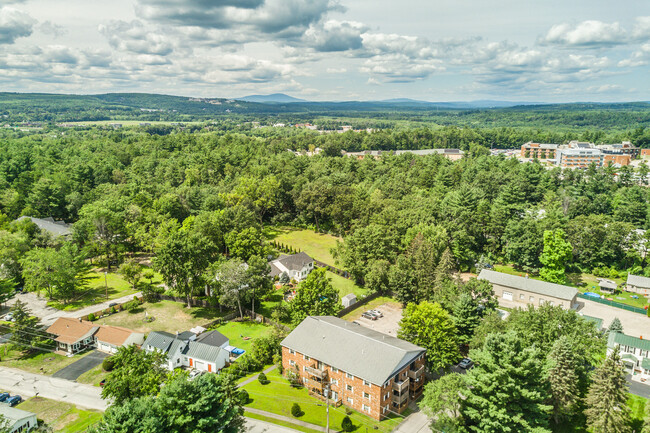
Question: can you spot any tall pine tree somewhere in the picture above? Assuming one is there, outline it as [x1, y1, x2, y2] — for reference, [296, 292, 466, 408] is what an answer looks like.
[585, 347, 632, 433]
[547, 336, 580, 424]
[642, 399, 650, 433]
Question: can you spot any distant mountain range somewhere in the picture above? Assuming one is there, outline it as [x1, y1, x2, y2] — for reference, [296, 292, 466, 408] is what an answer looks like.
[238, 93, 307, 103]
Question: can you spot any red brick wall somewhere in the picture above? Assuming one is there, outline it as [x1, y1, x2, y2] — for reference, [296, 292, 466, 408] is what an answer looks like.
[282, 346, 425, 420]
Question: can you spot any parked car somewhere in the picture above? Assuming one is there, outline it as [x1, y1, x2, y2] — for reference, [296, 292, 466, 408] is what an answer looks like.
[458, 358, 474, 369]
[0, 392, 9, 402]
[361, 311, 378, 320]
[108, 302, 118, 308]
[369, 309, 383, 318]
[188, 369, 202, 380]
[99, 379, 106, 387]
[3, 312, 14, 322]
[7, 395, 22, 406]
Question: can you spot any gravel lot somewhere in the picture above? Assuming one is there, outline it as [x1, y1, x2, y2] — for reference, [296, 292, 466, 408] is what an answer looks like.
[353, 302, 403, 336]
[576, 299, 650, 339]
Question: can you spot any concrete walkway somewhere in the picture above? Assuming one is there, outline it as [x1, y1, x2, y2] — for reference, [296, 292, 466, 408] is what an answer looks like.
[0, 366, 108, 411]
[245, 408, 326, 432]
[246, 417, 304, 433]
[238, 365, 278, 388]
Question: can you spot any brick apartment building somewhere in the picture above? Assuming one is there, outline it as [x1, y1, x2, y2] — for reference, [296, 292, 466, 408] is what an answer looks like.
[520, 142, 559, 159]
[521, 140, 638, 167]
[281, 316, 426, 420]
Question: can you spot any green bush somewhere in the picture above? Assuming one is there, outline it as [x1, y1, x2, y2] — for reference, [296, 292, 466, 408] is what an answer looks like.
[102, 357, 115, 372]
[88, 313, 96, 321]
[341, 416, 353, 432]
[110, 307, 117, 314]
[291, 403, 302, 417]
[238, 389, 249, 405]
[258, 372, 270, 385]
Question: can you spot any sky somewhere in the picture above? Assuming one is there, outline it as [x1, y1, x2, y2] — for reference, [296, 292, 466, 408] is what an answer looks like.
[0, 0, 649, 102]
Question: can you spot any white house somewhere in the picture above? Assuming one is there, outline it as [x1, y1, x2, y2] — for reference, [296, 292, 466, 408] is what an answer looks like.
[607, 331, 650, 377]
[0, 406, 38, 433]
[269, 252, 314, 282]
[143, 330, 229, 373]
[626, 274, 650, 296]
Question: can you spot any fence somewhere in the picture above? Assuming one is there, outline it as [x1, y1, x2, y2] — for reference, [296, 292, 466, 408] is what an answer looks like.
[336, 291, 386, 318]
[243, 308, 291, 332]
[577, 293, 648, 315]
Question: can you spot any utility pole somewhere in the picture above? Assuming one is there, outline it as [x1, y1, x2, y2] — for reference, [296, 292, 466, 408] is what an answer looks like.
[325, 383, 330, 433]
[104, 271, 108, 300]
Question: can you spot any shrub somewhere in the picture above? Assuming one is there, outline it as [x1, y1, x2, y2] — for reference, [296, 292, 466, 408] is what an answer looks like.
[88, 313, 96, 321]
[291, 403, 302, 417]
[258, 372, 270, 385]
[110, 307, 117, 314]
[341, 416, 353, 432]
[102, 357, 115, 372]
[124, 300, 140, 311]
[238, 389, 249, 405]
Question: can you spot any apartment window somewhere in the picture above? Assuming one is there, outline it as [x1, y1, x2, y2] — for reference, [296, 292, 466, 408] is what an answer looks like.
[363, 380, 371, 386]
[364, 392, 370, 399]
[382, 407, 387, 414]
[385, 393, 389, 401]
[362, 404, 371, 413]
[347, 384, 353, 391]
[289, 349, 295, 354]
[332, 367, 338, 373]
[304, 355, 310, 361]
[331, 379, 338, 385]
[529, 296, 535, 302]
[290, 360, 295, 366]
[346, 372, 354, 379]
[519, 294, 525, 300]
[347, 397, 354, 404]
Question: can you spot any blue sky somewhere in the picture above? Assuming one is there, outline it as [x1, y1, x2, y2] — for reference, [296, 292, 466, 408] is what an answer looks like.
[0, 0, 649, 101]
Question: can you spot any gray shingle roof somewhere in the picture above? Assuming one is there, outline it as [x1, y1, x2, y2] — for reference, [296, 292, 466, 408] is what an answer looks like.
[273, 252, 313, 272]
[478, 269, 578, 301]
[15, 216, 72, 237]
[143, 331, 177, 352]
[195, 330, 229, 347]
[281, 316, 425, 386]
[627, 274, 650, 289]
[184, 341, 226, 362]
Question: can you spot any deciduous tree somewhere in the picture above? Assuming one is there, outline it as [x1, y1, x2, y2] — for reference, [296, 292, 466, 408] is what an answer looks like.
[290, 268, 340, 325]
[539, 229, 572, 284]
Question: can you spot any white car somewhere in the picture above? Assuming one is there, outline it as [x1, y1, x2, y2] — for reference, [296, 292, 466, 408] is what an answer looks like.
[3, 312, 14, 322]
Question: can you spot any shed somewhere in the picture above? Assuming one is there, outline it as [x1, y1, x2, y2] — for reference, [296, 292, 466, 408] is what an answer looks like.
[341, 293, 357, 308]
[626, 274, 650, 295]
[598, 279, 617, 293]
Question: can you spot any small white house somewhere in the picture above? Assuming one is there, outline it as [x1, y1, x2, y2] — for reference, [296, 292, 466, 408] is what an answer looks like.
[269, 252, 314, 282]
[143, 330, 229, 373]
[0, 406, 38, 433]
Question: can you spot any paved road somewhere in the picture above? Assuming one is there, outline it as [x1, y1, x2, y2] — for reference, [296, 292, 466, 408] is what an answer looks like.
[8, 291, 142, 326]
[627, 375, 650, 399]
[392, 409, 429, 433]
[246, 417, 303, 433]
[0, 366, 108, 411]
[52, 351, 109, 381]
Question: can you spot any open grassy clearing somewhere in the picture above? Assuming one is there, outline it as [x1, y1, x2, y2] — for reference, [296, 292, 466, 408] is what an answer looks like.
[327, 271, 366, 299]
[17, 396, 102, 433]
[97, 300, 227, 333]
[0, 345, 95, 375]
[214, 321, 274, 353]
[76, 363, 109, 387]
[341, 296, 401, 321]
[241, 369, 403, 433]
[493, 264, 649, 309]
[268, 227, 341, 266]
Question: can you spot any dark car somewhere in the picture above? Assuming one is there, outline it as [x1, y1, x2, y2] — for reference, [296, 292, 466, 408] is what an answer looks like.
[7, 395, 22, 406]
[0, 392, 9, 402]
[458, 358, 474, 369]
[108, 302, 118, 308]
[361, 311, 378, 320]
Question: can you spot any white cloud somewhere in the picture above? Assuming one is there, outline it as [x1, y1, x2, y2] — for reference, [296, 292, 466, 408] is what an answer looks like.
[303, 20, 367, 52]
[540, 20, 627, 47]
[99, 20, 175, 56]
[0, 7, 36, 44]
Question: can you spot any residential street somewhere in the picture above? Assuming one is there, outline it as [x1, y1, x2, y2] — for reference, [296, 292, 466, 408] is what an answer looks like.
[0, 366, 108, 411]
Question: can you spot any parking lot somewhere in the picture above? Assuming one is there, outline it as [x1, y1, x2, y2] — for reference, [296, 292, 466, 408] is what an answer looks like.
[352, 302, 403, 336]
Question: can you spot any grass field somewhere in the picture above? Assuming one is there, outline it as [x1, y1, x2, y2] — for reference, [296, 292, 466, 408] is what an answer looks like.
[341, 296, 401, 321]
[76, 363, 109, 387]
[17, 396, 102, 432]
[214, 321, 274, 353]
[98, 300, 227, 333]
[0, 346, 94, 375]
[327, 271, 366, 299]
[268, 227, 341, 266]
[493, 264, 649, 309]
[242, 369, 404, 433]
[47, 267, 163, 311]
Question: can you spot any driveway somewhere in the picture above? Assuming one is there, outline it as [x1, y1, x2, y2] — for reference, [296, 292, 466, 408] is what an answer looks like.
[352, 302, 403, 336]
[392, 405, 429, 433]
[0, 366, 107, 411]
[52, 351, 109, 381]
[575, 299, 650, 338]
[627, 375, 650, 399]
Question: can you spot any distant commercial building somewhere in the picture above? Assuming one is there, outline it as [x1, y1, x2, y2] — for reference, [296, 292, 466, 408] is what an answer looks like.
[520, 142, 559, 160]
[556, 146, 604, 168]
[521, 140, 638, 168]
[344, 148, 464, 161]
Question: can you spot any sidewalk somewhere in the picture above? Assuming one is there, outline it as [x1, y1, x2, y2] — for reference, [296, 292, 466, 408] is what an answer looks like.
[245, 408, 326, 432]
[238, 365, 278, 388]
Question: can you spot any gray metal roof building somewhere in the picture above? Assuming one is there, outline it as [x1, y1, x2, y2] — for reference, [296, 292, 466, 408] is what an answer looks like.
[15, 216, 72, 237]
[478, 269, 578, 301]
[627, 274, 650, 289]
[281, 316, 425, 386]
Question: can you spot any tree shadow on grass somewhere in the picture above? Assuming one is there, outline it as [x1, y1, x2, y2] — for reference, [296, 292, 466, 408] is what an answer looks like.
[566, 272, 586, 288]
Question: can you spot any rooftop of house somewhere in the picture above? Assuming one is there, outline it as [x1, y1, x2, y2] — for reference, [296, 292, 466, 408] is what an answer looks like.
[270, 252, 314, 276]
[95, 325, 144, 347]
[144, 331, 227, 362]
[15, 216, 72, 237]
[195, 329, 229, 347]
[281, 316, 425, 386]
[477, 269, 578, 301]
[608, 331, 650, 352]
[627, 274, 650, 289]
[46, 318, 98, 344]
[0, 405, 36, 424]
[598, 279, 618, 290]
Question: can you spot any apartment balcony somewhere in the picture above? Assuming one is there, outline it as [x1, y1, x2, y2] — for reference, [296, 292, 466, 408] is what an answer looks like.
[307, 379, 324, 392]
[407, 366, 424, 380]
[392, 377, 410, 393]
[305, 365, 327, 380]
[392, 391, 409, 405]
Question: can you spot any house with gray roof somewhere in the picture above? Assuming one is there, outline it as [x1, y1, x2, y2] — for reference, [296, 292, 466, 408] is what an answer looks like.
[281, 316, 426, 420]
[15, 216, 72, 238]
[478, 269, 578, 309]
[608, 331, 650, 376]
[626, 274, 650, 295]
[143, 330, 229, 373]
[0, 406, 38, 433]
[269, 252, 314, 282]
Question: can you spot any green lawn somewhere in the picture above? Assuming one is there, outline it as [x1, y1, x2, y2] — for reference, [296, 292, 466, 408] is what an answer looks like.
[98, 300, 228, 333]
[242, 369, 403, 433]
[214, 321, 274, 353]
[342, 296, 401, 321]
[493, 264, 649, 309]
[327, 271, 367, 299]
[0, 346, 95, 375]
[244, 411, 323, 433]
[268, 227, 341, 266]
[17, 396, 102, 432]
[47, 267, 163, 311]
[76, 363, 109, 387]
